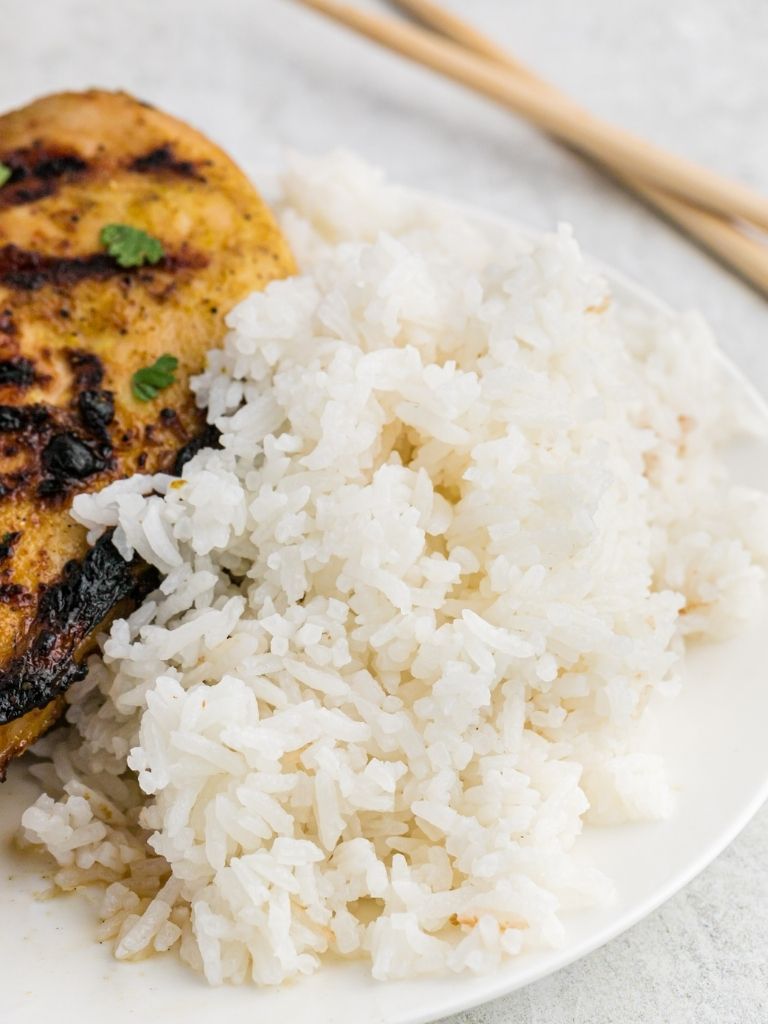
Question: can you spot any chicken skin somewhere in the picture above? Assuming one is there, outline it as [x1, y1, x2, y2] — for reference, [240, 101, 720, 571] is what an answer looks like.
[0, 90, 294, 772]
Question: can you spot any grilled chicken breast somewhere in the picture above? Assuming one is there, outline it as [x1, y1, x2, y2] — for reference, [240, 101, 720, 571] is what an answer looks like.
[0, 90, 294, 773]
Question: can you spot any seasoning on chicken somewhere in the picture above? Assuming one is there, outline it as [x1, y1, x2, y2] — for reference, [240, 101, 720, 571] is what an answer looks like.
[0, 90, 295, 773]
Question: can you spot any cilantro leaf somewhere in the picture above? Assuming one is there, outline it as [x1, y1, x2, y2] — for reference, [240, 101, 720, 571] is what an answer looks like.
[0, 163, 12, 188]
[131, 354, 179, 402]
[100, 223, 165, 268]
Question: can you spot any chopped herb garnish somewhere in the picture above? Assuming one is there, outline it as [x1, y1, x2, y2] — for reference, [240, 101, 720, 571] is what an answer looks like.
[131, 355, 179, 402]
[0, 163, 12, 188]
[100, 223, 164, 268]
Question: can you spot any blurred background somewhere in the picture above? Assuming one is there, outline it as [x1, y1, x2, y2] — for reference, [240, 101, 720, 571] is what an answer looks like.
[1, 2, 767, 1020]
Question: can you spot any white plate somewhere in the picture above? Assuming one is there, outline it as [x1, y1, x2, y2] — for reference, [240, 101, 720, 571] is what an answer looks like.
[3, 195, 768, 1024]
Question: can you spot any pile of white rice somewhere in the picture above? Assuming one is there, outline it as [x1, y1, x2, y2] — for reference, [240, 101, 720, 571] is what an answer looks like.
[19, 153, 768, 985]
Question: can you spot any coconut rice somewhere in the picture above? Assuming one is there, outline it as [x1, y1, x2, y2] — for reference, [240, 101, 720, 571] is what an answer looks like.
[19, 152, 768, 985]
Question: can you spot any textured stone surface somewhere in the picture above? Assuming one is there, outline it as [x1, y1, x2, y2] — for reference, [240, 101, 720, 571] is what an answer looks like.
[0, 2, 766, 1020]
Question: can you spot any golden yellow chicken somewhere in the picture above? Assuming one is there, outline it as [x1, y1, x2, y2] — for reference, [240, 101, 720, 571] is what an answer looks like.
[0, 90, 294, 772]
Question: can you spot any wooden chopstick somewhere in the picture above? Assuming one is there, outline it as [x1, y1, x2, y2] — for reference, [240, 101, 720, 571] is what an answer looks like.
[292, 0, 768, 233]
[388, 0, 768, 296]
[392, 0, 528, 74]
[618, 178, 768, 294]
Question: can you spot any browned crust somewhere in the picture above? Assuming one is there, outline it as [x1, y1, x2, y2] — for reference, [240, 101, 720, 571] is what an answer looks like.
[0, 698, 65, 778]
[0, 90, 295, 767]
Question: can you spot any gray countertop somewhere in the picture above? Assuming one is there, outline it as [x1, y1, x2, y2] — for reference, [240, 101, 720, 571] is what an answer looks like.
[1, 1, 766, 1020]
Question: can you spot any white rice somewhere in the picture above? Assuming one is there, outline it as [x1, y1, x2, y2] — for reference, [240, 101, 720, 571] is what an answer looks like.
[19, 152, 768, 985]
